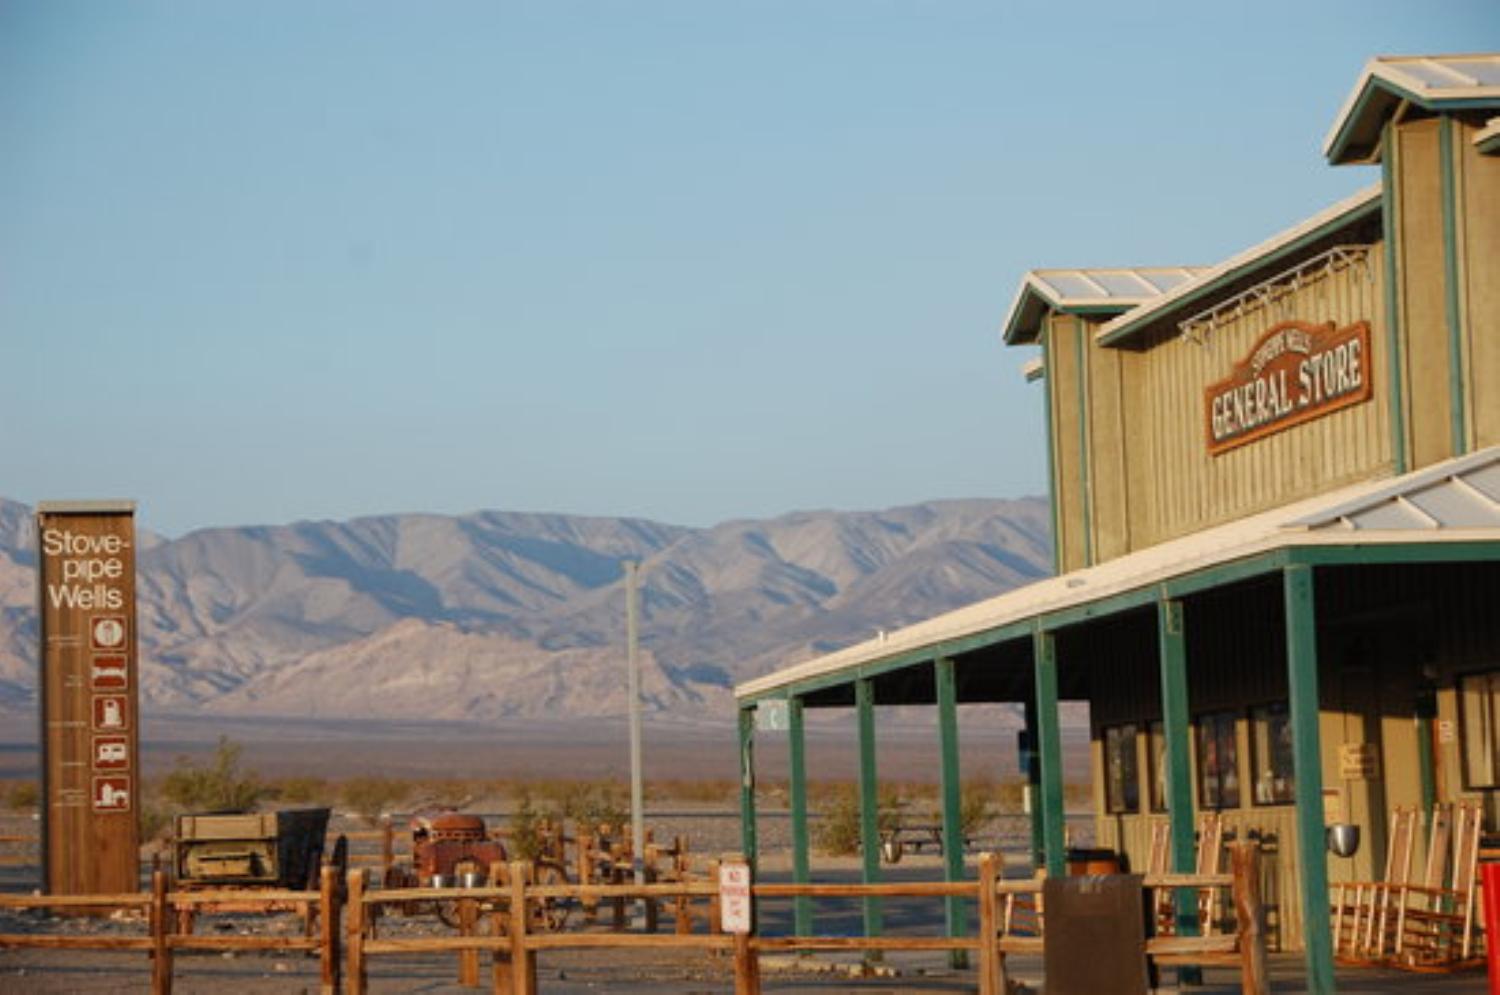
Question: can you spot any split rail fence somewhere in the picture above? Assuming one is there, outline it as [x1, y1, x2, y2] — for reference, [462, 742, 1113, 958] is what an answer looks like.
[0, 842, 1269, 994]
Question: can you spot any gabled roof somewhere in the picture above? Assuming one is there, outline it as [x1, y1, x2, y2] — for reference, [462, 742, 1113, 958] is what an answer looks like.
[1325, 54, 1500, 165]
[1095, 185, 1382, 348]
[1476, 116, 1500, 156]
[735, 446, 1500, 704]
[1000, 267, 1206, 345]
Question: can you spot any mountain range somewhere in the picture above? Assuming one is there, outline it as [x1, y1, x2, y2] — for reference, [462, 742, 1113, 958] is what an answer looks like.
[0, 497, 1051, 730]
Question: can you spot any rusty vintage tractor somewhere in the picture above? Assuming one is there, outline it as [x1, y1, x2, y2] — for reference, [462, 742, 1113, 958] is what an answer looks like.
[409, 809, 507, 885]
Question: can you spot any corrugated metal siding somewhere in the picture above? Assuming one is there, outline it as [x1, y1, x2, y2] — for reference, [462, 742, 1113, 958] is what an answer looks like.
[1461, 119, 1500, 450]
[1396, 118, 1456, 468]
[1124, 251, 1391, 549]
[1047, 314, 1086, 572]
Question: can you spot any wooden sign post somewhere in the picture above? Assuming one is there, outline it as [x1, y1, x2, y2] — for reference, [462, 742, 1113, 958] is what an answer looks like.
[37, 501, 140, 895]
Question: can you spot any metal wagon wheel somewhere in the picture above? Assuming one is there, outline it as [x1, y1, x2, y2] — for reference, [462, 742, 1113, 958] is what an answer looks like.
[530, 860, 573, 932]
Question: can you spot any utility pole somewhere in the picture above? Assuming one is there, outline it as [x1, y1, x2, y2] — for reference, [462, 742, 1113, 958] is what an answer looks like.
[625, 560, 645, 914]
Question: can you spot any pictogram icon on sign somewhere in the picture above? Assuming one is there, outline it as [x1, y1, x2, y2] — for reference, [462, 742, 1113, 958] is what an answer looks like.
[90, 656, 128, 690]
[92, 735, 129, 770]
[92, 696, 128, 732]
[92, 776, 131, 812]
[90, 616, 126, 650]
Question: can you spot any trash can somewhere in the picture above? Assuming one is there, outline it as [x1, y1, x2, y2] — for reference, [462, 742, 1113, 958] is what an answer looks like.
[1043, 873, 1149, 995]
[1066, 847, 1122, 876]
[1482, 861, 1500, 995]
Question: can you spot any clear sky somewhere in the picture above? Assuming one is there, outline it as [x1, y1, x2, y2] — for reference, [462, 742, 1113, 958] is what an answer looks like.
[3, 2, 1495, 537]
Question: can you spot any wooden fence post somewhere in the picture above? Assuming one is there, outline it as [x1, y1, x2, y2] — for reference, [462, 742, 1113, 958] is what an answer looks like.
[509, 860, 536, 995]
[577, 834, 597, 923]
[381, 820, 395, 882]
[733, 931, 761, 995]
[459, 894, 480, 987]
[490, 861, 513, 995]
[644, 844, 660, 933]
[977, 853, 1000, 995]
[346, 869, 367, 995]
[150, 869, 173, 995]
[610, 844, 626, 931]
[320, 864, 341, 995]
[1231, 841, 1268, 995]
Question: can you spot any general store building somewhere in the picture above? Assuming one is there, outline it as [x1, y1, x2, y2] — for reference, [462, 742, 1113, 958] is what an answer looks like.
[734, 55, 1500, 989]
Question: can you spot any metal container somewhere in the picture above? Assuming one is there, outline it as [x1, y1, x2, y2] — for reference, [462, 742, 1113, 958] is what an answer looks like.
[1326, 823, 1360, 858]
[459, 870, 486, 888]
[174, 808, 331, 888]
[429, 874, 454, 889]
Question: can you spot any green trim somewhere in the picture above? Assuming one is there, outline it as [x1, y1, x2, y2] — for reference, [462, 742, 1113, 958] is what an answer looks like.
[856, 678, 883, 940]
[788, 696, 812, 936]
[1075, 317, 1094, 566]
[935, 658, 968, 968]
[738, 706, 758, 872]
[1285, 565, 1335, 994]
[1292, 540, 1500, 567]
[1327, 75, 1500, 165]
[1157, 599, 1198, 934]
[1032, 627, 1066, 878]
[1097, 195, 1382, 347]
[1440, 116, 1468, 456]
[1381, 122, 1409, 474]
[1415, 688, 1437, 847]
[1042, 320, 1063, 574]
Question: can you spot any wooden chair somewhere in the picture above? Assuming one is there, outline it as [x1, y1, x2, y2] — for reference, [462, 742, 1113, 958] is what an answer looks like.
[1151, 812, 1225, 936]
[1330, 806, 1416, 962]
[1394, 802, 1485, 970]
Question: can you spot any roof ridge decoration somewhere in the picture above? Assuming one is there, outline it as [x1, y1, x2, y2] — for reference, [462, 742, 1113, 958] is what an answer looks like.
[1325, 54, 1500, 164]
[1000, 265, 1208, 346]
[1094, 185, 1382, 348]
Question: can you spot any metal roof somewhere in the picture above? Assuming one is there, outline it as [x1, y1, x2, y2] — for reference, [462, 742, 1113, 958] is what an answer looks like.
[1476, 116, 1500, 156]
[1000, 267, 1206, 345]
[1325, 54, 1500, 164]
[1094, 185, 1382, 348]
[736, 446, 1500, 703]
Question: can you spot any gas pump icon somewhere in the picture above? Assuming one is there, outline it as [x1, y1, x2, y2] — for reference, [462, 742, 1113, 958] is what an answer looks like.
[92, 696, 128, 731]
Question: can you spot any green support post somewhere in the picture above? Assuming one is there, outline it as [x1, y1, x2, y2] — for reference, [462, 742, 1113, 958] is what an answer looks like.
[1032, 627, 1067, 878]
[738, 705, 758, 873]
[856, 677, 883, 942]
[788, 695, 812, 936]
[936, 657, 968, 968]
[1158, 598, 1201, 984]
[1286, 565, 1335, 994]
[1023, 698, 1044, 869]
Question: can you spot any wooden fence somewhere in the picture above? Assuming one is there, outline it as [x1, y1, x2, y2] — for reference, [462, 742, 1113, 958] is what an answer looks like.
[0, 866, 342, 995]
[0, 844, 1268, 994]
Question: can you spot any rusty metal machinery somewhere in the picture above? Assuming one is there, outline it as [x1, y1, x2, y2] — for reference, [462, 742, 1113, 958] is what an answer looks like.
[409, 809, 508, 884]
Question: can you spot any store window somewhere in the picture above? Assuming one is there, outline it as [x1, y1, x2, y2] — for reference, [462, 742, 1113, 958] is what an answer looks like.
[1104, 723, 1141, 814]
[1147, 720, 1168, 812]
[1459, 670, 1500, 789]
[1250, 702, 1295, 804]
[1197, 711, 1240, 809]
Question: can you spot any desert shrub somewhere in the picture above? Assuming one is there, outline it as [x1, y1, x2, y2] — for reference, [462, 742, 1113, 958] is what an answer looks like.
[4, 781, 39, 812]
[160, 737, 269, 813]
[507, 789, 548, 862]
[270, 777, 329, 805]
[139, 799, 172, 843]
[535, 781, 628, 832]
[341, 777, 410, 825]
[813, 784, 904, 856]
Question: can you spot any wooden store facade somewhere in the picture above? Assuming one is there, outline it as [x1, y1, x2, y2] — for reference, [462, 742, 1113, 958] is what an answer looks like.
[734, 55, 1500, 988]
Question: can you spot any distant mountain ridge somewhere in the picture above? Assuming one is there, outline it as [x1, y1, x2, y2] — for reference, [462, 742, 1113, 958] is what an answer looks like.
[0, 497, 1051, 727]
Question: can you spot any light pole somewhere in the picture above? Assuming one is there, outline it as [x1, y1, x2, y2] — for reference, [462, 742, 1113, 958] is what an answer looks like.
[625, 560, 645, 910]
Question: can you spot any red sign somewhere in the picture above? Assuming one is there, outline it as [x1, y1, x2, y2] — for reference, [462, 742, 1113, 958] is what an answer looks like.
[90, 656, 128, 690]
[92, 775, 132, 812]
[91, 694, 129, 732]
[92, 735, 130, 771]
[1205, 320, 1372, 455]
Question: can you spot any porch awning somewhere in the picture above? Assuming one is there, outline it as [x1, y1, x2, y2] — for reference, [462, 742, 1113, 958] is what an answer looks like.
[735, 446, 1500, 703]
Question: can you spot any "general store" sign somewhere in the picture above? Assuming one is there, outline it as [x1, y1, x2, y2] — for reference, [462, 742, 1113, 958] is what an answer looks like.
[1205, 319, 1372, 455]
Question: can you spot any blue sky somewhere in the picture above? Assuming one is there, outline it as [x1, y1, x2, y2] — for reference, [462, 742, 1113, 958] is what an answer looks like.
[3, 2, 1495, 537]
